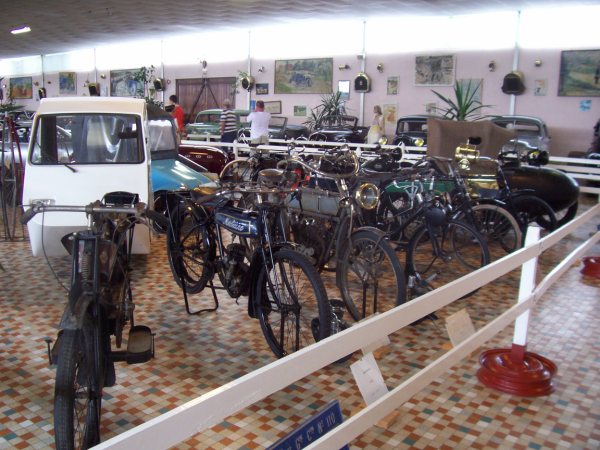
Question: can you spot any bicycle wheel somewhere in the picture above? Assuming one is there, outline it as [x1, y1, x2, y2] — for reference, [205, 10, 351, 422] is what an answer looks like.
[167, 204, 214, 294]
[255, 248, 331, 358]
[0, 159, 19, 240]
[336, 228, 406, 322]
[406, 219, 490, 295]
[54, 324, 101, 450]
[510, 194, 557, 232]
[469, 203, 522, 258]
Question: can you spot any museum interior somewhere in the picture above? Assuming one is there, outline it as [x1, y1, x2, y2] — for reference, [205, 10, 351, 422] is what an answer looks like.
[1, 0, 599, 449]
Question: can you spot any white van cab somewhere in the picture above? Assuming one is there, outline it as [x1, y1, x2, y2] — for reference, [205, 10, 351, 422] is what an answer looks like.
[23, 97, 208, 257]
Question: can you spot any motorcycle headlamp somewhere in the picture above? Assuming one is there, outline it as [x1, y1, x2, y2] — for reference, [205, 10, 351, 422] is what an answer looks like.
[355, 183, 380, 210]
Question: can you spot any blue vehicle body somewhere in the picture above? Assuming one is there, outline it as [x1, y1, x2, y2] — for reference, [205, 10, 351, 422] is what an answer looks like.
[151, 154, 217, 192]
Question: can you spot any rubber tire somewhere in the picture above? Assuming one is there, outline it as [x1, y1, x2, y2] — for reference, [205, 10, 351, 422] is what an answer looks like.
[468, 203, 523, 256]
[406, 219, 490, 297]
[255, 248, 331, 358]
[337, 228, 406, 322]
[54, 326, 101, 450]
[554, 201, 578, 228]
[510, 195, 557, 232]
[167, 204, 215, 294]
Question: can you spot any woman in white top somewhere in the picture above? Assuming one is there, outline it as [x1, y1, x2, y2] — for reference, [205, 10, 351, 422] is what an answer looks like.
[367, 105, 384, 144]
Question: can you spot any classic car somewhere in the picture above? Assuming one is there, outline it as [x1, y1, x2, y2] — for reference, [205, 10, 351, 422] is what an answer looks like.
[392, 115, 430, 147]
[588, 117, 600, 157]
[487, 115, 551, 154]
[237, 116, 309, 141]
[184, 108, 250, 141]
[308, 115, 368, 143]
[178, 143, 232, 174]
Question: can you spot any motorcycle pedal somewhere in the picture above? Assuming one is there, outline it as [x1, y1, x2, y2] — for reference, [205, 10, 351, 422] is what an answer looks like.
[126, 325, 154, 364]
[45, 330, 63, 366]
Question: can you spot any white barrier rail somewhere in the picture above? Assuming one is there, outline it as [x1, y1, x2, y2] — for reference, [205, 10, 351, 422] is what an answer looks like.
[94, 203, 600, 450]
[547, 156, 600, 198]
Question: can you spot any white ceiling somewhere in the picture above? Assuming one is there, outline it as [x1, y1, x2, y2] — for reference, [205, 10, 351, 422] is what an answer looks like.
[3, 0, 599, 60]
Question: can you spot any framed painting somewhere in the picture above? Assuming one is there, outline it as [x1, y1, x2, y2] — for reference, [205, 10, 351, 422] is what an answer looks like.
[387, 76, 398, 95]
[294, 105, 307, 116]
[458, 78, 483, 103]
[10, 76, 32, 99]
[415, 55, 455, 86]
[110, 69, 143, 97]
[558, 49, 600, 96]
[275, 58, 333, 94]
[59, 72, 77, 95]
[383, 104, 397, 126]
[338, 80, 350, 100]
[264, 100, 282, 114]
[256, 83, 269, 95]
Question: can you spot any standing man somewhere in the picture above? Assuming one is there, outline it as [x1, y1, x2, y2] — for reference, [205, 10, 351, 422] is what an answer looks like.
[247, 100, 271, 146]
[220, 99, 238, 147]
[168, 95, 185, 135]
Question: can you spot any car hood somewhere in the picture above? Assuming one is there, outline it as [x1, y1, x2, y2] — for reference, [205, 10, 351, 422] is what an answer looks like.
[151, 158, 218, 192]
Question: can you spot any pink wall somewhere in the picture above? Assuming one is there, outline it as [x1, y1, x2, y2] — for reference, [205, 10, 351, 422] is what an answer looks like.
[18, 48, 600, 156]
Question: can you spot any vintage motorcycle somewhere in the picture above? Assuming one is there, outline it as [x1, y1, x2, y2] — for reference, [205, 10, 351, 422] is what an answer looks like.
[165, 182, 333, 358]
[273, 145, 406, 322]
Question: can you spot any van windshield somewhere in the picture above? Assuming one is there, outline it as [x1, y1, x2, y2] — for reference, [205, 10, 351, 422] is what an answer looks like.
[30, 113, 143, 165]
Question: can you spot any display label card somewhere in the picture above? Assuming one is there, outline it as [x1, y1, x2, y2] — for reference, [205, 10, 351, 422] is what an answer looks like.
[267, 400, 349, 450]
[445, 308, 476, 347]
[350, 352, 388, 405]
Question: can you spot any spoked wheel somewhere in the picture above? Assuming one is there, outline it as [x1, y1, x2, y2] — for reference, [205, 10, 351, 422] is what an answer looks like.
[336, 229, 406, 322]
[167, 204, 214, 294]
[0, 159, 20, 240]
[510, 195, 557, 232]
[255, 248, 331, 358]
[54, 326, 101, 450]
[406, 219, 490, 297]
[469, 203, 523, 258]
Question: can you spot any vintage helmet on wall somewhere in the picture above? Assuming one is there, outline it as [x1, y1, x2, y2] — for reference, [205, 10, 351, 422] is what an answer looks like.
[501, 71, 525, 95]
[240, 75, 255, 91]
[354, 72, 371, 93]
[153, 78, 165, 91]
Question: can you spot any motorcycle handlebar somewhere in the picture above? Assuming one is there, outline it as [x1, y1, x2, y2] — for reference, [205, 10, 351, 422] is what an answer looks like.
[283, 151, 359, 180]
[20, 201, 150, 225]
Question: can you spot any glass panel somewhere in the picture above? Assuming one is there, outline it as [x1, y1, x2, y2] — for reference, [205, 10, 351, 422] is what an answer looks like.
[30, 113, 142, 165]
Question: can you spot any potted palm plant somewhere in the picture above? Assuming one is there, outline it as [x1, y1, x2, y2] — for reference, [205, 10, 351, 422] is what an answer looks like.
[304, 91, 346, 131]
[431, 80, 489, 121]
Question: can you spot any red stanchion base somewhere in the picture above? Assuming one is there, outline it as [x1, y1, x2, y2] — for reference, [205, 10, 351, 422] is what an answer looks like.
[581, 256, 600, 279]
[477, 344, 557, 397]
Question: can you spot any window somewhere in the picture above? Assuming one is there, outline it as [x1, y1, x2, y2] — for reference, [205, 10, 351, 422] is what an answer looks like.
[30, 113, 143, 165]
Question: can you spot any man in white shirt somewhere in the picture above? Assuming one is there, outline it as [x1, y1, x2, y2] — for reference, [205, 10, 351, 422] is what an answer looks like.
[247, 100, 271, 146]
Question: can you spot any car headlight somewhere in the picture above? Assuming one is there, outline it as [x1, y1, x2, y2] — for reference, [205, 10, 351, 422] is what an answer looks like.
[355, 183, 380, 210]
[414, 138, 425, 147]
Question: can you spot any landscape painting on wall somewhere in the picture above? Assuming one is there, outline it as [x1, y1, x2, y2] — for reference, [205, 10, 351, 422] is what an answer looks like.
[558, 49, 600, 96]
[10, 76, 32, 99]
[110, 69, 143, 97]
[415, 55, 455, 86]
[275, 58, 333, 94]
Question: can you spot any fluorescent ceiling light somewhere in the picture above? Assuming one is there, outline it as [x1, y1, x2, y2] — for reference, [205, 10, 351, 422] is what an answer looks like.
[11, 26, 31, 34]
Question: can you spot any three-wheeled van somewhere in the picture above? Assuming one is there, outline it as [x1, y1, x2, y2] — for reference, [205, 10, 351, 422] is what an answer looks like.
[23, 97, 216, 256]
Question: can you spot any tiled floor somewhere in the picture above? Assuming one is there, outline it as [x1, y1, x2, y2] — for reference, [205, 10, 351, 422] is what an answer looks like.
[0, 196, 599, 449]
